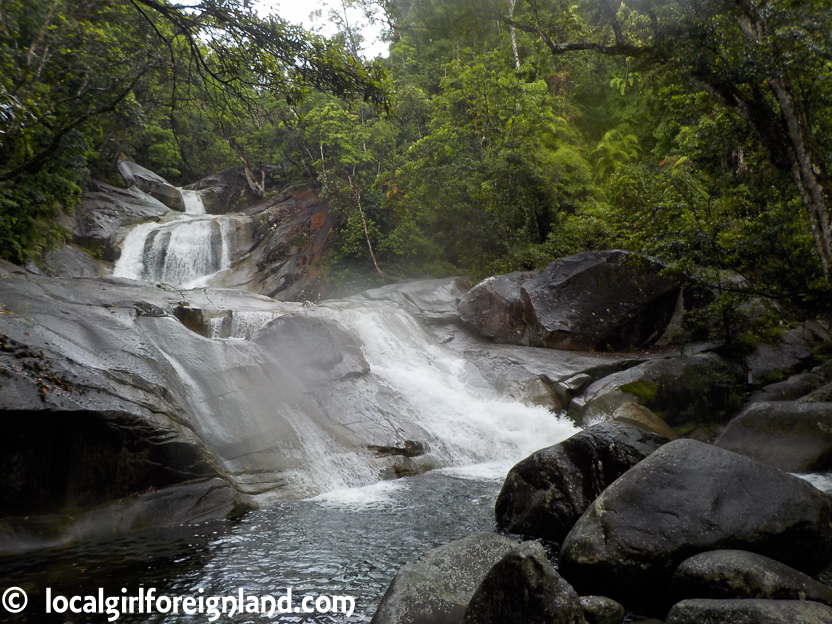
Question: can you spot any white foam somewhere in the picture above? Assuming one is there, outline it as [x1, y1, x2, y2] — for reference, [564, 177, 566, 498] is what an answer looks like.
[794, 472, 832, 494]
[181, 189, 206, 215]
[307, 480, 408, 509]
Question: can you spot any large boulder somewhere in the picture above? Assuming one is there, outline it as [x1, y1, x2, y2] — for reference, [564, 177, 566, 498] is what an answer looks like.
[665, 599, 832, 624]
[748, 371, 825, 403]
[571, 353, 742, 426]
[520, 251, 680, 351]
[458, 272, 534, 344]
[744, 321, 832, 379]
[370, 532, 519, 624]
[495, 422, 669, 542]
[671, 550, 832, 606]
[117, 159, 183, 211]
[459, 541, 584, 624]
[714, 402, 832, 472]
[558, 440, 832, 608]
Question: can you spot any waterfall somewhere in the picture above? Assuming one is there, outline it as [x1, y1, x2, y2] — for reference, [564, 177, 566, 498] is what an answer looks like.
[141, 296, 578, 502]
[114, 190, 233, 288]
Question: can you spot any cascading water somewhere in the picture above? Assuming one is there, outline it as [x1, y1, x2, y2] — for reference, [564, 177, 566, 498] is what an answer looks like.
[113, 189, 233, 288]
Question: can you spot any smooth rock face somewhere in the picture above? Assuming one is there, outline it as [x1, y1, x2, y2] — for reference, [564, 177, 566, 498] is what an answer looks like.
[558, 440, 832, 608]
[612, 402, 678, 440]
[495, 422, 669, 542]
[665, 598, 832, 624]
[671, 550, 832, 606]
[715, 402, 832, 472]
[573, 353, 741, 426]
[458, 272, 534, 344]
[520, 250, 679, 351]
[460, 541, 584, 624]
[358, 277, 471, 323]
[370, 532, 518, 624]
[0, 272, 445, 552]
[38, 244, 104, 278]
[72, 181, 170, 261]
[580, 596, 625, 624]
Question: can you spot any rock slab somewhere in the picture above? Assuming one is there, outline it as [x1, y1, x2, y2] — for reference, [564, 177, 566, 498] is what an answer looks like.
[672, 550, 832, 606]
[665, 598, 832, 624]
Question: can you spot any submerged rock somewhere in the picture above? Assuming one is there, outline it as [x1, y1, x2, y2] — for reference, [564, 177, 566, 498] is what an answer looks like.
[558, 440, 832, 609]
[520, 250, 679, 351]
[370, 532, 518, 624]
[458, 272, 534, 344]
[459, 541, 584, 624]
[671, 550, 832, 606]
[665, 598, 832, 624]
[495, 422, 669, 542]
[715, 402, 832, 472]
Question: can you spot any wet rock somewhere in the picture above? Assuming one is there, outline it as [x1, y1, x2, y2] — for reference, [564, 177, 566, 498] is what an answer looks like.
[460, 541, 584, 624]
[745, 321, 832, 379]
[186, 165, 283, 214]
[748, 371, 825, 403]
[580, 596, 625, 624]
[520, 250, 679, 351]
[671, 550, 832, 606]
[370, 532, 518, 624]
[495, 422, 669, 542]
[358, 277, 471, 323]
[799, 381, 832, 403]
[0, 273, 445, 552]
[224, 188, 335, 300]
[665, 598, 832, 624]
[458, 272, 534, 344]
[714, 402, 832, 472]
[38, 244, 104, 278]
[612, 402, 678, 440]
[253, 314, 370, 381]
[558, 440, 832, 609]
[118, 159, 183, 210]
[72, 181, 170, 261]
[572, 353, 742, 426]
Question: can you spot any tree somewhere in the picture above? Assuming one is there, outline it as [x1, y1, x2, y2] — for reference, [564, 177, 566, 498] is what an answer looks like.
[485, 0, 832, 282]
[0, 0, 390, 261]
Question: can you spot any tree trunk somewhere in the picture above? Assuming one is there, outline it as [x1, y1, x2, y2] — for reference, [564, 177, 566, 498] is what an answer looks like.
[507, 0, 520, 70]
[768, 76, 832, 279]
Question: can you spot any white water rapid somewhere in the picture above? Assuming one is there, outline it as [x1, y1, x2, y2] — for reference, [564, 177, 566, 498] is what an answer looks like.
[113, 189, 233, 288]
[112, 194, 578, 501]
